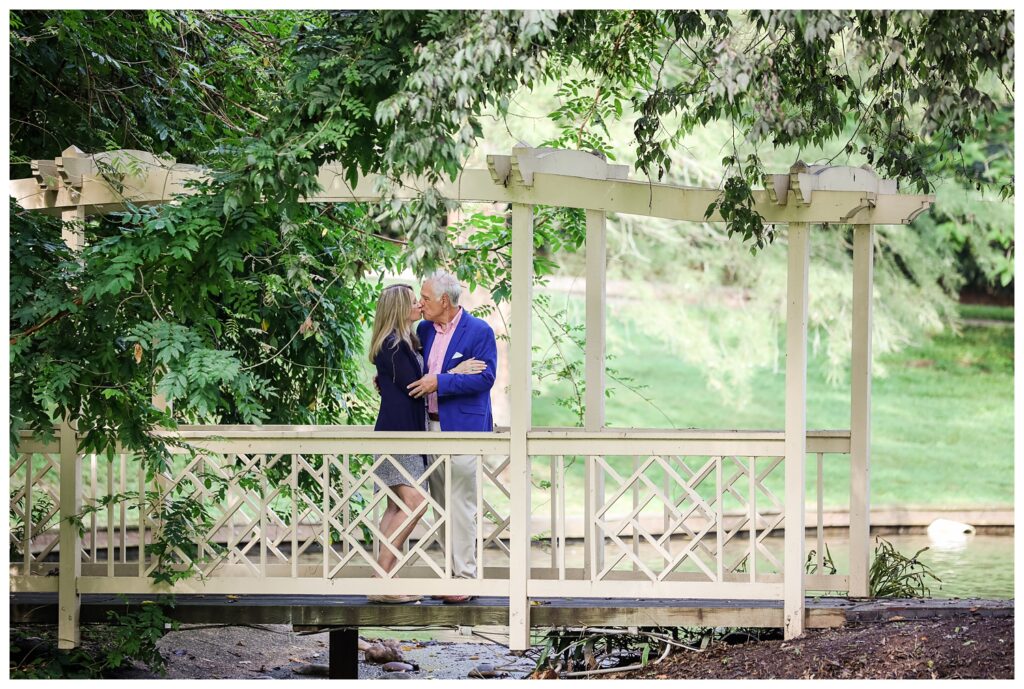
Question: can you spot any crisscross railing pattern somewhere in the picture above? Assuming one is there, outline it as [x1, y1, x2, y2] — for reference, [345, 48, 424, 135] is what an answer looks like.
[528, 430, 852, 598]
[10, 427, 851, 633]
[591, 454, 787, 582]
[10, 431, 515, 590]
[334, 453, 447, 578]
[128, 449, 512, 582]
[9, 449, 62, 572]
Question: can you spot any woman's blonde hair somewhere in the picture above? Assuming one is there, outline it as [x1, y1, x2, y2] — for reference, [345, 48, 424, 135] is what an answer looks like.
[368, 284, 420, 364]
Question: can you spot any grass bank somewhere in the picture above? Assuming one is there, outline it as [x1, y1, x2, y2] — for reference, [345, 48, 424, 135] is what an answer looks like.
[532, 304, 1013, 510]
[958, 303, 1014, 322]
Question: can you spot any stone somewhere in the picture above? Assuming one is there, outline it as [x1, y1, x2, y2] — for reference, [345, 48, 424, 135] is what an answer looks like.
[292, 663, 329, 677]
[468, 663, 503, 678]
[364, 644, 403, 664]
[381, 661, 416, 673]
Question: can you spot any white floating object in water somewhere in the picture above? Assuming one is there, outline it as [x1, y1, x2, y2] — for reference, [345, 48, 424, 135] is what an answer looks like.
[927, 518, 976, 542]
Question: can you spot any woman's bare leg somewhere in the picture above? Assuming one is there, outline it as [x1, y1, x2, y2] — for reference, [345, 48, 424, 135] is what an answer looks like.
[376, 484, 426, 574]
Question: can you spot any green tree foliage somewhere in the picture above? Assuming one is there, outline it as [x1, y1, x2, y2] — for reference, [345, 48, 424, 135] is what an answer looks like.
[628, 11, 1013, 248]
[909, 107, 1015, 293]
[10, 9, 567, 457]
[9, 10, 300, 169]
[9, 191, 398, 462]
[264, 10, 566, 267]
[9, 9, 1014, 458]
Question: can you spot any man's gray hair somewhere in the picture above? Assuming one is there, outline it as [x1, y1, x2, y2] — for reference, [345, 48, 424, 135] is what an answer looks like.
[427, 271, 462, 306]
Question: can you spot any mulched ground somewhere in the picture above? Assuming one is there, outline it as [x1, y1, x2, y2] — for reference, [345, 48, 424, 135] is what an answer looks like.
[12, 609, 1013, 679]
[612, 616, 1014, 680]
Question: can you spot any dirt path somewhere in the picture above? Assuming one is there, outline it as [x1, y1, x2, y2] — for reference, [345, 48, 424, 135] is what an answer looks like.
[108, 624, 534, 680]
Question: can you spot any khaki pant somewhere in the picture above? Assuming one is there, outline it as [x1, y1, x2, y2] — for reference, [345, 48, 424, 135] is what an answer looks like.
[427, 420, 478, 579]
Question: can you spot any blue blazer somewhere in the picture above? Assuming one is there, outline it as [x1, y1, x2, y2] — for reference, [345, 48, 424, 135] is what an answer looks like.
[417, 310, 497, 432]
[373, 334, 426, 433]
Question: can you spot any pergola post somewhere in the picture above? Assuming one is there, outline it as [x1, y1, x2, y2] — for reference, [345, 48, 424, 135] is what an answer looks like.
[783, 222, 810, 639]
[57, 418, 82, 649]
[57, 206, 85, 649]
[583, 209, 607, 431]
[61, 203, 167, 411]
[849, 224, 875, 596]
[583, 209, 607, 578]
[508, 202, 534, 651]
[60, 205, 85, 251]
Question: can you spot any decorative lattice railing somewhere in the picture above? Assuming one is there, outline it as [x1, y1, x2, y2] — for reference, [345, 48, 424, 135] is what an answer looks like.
[11, 426, 850, 600]
[528, 430, 850, 599]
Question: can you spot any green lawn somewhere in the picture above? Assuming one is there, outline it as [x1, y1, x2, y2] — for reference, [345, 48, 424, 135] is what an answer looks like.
[532, 305, 1014, 510]
[13, 305, 1011, 542]
[958, 303, 1014, 322]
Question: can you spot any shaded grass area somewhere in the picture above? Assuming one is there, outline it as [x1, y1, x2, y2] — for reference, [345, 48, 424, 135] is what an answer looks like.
[533, 309, 1013, 509]
[957, 303, 1014, 322]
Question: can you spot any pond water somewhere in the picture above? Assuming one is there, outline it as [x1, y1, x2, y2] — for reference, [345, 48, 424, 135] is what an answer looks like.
[860, 533, 1014, 600]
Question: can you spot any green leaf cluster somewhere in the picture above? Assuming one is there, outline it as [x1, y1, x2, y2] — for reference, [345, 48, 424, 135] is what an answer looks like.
[9, 10, 299, 170]
[9, 598, 179, 678]
[869, 536, 942, 598]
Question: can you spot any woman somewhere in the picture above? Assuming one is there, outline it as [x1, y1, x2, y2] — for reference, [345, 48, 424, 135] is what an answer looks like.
[365, 284, 483, 603]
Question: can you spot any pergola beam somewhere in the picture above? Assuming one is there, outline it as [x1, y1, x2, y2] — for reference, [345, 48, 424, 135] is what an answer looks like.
[12, 152, 934, 226]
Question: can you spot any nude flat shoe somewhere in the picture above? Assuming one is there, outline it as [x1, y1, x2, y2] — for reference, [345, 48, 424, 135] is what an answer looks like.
[367, 594, 422, 604]
[439, 595, 475, 604]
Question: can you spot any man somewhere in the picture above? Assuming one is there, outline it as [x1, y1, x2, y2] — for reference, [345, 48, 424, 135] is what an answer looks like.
[407, 271, 497, 602]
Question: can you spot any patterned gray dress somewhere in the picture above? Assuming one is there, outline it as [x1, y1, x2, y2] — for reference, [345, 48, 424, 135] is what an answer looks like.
[374, 349, 429, 489]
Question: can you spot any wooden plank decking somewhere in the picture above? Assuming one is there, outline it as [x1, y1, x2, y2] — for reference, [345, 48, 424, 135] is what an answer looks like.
[9, 593, 1012, 631]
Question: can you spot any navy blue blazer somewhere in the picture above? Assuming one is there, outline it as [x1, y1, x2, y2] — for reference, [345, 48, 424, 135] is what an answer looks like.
[417, 310, 497, 432]
[373, 334, 426, 432]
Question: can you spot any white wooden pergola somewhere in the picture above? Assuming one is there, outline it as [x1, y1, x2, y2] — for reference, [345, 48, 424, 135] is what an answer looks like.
[10, 146, 933, 650]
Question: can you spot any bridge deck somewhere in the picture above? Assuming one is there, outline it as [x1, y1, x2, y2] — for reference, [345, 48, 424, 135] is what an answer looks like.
[10, 593, 1011, 630]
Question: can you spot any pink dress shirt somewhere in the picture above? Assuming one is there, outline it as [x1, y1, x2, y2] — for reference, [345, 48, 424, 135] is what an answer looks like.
[426, 307, 464, 415]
